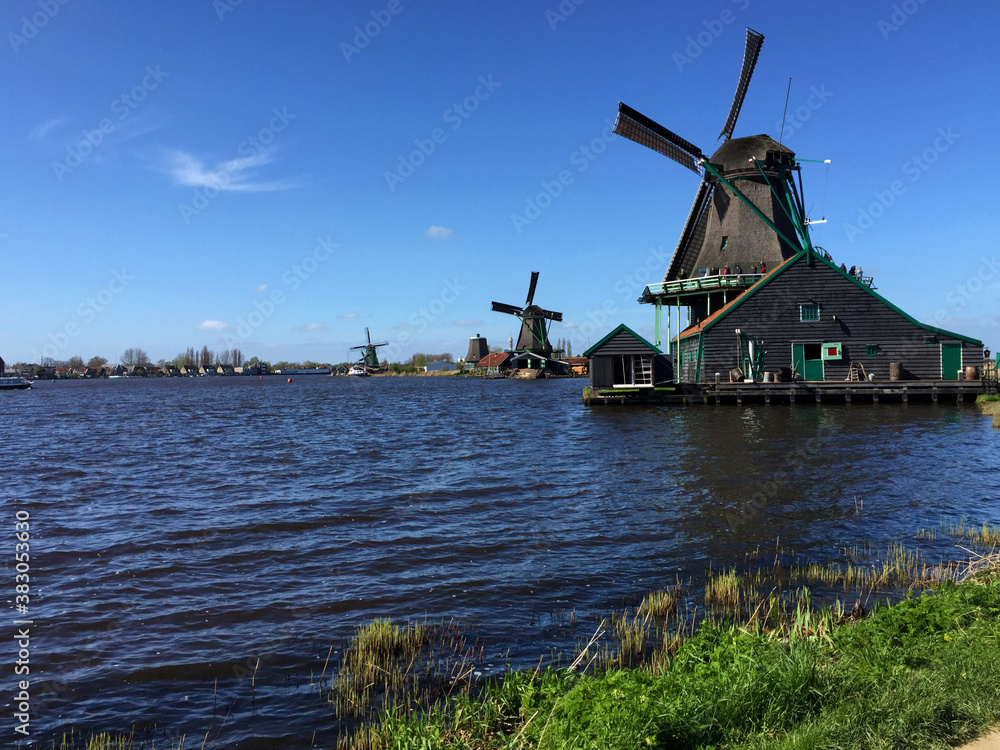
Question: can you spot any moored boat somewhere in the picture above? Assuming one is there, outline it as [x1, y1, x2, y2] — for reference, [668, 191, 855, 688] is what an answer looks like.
[0, 376, 32, 390]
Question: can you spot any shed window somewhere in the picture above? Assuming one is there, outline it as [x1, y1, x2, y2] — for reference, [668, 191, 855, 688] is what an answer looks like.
[800, 304, 820, 322]
[865, 345, 878, 356]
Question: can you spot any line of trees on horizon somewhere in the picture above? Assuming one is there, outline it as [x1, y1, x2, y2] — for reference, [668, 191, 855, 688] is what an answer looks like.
[9, 348, 468, 374]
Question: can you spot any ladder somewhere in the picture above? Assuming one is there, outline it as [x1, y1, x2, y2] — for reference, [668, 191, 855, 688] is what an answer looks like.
[847, 361, 867, 381]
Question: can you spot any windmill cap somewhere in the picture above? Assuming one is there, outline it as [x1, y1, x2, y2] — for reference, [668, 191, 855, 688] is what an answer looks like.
[708, 134, 795, 175]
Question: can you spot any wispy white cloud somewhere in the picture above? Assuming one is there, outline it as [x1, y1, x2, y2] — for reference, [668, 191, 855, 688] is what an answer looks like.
[197, 319, 229, 330]
[298, 322, 326, 332]
[29, 115, 71, 142]
[164, 148, 297, 193]
[425, 225, 453, 240]
[337, 311, 359, 319]
[115, 114, 167, 144]
[453, 319, 482, 326]
[256, 284, 268, 291]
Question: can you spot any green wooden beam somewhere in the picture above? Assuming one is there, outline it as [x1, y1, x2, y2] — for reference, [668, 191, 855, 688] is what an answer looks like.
[700, 161, 802, 253]
[654, 300, 662, 348]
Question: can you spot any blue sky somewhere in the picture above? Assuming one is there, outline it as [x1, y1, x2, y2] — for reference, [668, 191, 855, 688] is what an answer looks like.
[3, 0, 998, 365]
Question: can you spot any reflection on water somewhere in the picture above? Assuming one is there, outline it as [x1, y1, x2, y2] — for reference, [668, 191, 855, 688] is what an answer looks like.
[3, 376, 997, 747]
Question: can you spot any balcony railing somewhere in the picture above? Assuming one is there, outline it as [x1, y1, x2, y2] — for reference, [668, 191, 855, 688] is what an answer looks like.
[640, 273, 764, 302]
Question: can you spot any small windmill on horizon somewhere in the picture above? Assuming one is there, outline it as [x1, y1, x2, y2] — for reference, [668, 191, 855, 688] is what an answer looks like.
[491, 272, 563, 355]
[350, 328, 389, 371]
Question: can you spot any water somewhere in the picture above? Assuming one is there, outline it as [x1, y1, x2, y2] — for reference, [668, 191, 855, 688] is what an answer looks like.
[3, 376, 998, 747]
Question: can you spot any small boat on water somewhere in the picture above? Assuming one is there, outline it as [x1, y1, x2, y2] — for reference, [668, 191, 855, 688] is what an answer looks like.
[347, 364, 369, 377]
[0, 376, 32, 390]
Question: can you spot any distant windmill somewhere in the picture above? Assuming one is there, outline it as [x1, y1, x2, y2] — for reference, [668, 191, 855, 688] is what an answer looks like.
[614, 27, 815, 308]
[491, 271, 562, 356]
[350, 328, 389, 370]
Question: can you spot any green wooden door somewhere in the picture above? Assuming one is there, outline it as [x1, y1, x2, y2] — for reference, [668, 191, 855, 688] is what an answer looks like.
[792, 343, 825, 381]
[941, 343, 962, 380]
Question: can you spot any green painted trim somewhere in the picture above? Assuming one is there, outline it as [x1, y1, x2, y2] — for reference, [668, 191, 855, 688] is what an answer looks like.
[695, 332, 704, 383]
[701, 161, 803, 253]
[751, 158, 797, 231]
[654, 300, 662, 348]
[583, 323, 661, 357]
[678, 252, 983, 346]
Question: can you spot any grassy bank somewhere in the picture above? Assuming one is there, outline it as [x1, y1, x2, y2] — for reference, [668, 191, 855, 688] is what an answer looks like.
[349, 562, 1000, 749]
[340, 526, 1000, 750]
[977, 393, 1000, 427]
[45, 525, 1000, 750]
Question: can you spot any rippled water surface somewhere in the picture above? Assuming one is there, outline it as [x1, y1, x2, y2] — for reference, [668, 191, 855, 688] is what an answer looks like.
[3, 376, 998, 747]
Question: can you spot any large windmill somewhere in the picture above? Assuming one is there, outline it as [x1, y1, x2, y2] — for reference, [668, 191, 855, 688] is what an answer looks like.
[491, 271, 563, 358]
[350, 328, 389, 370]
[614, 28, 817, 325]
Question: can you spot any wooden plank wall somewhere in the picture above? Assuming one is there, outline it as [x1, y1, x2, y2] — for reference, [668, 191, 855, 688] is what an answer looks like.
[696, 258, 979, 381]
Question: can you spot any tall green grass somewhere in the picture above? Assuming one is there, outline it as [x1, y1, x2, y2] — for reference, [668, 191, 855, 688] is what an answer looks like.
[354, 566, 1000, 749]
[341, 538, 1000, 749]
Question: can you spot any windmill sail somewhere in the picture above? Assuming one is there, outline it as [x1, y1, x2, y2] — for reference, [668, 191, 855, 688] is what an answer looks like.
[718, 28, 764, 141]
[666, 180, 715, 281]
[525, 271, 539, 306]
[491, 301, 524, 316]
[529, 308, 562, 321]
[614, 103, 703, 174]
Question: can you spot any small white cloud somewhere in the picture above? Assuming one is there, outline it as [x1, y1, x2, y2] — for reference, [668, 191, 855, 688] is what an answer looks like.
[163, 148, 297, 193]
[298, 322, 326, 332]
[337, 311, 359, 320]
[425, 225, 453, 240]
[563, 321, 578, 329]
[256, 284, 268, 291]
[29, 115, 71, 142]
[453, 319, 482, 326]
[197, 320, 229, 330]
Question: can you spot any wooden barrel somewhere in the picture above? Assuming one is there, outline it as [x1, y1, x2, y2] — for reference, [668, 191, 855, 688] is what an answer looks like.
[889, 362, 901, 381]
[965, 366, 978, 381]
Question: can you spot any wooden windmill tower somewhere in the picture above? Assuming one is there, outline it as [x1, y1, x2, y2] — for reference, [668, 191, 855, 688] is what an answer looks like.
[350, 328, 389, 371]
[614, 28, 819, 338]
[491, 271, 563, 370]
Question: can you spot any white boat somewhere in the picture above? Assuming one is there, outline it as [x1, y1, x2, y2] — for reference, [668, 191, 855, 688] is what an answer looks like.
[0, 376, 32, 390]
[347, 364, 369, 377]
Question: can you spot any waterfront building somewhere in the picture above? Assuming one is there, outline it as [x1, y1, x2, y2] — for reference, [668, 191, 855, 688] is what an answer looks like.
[588, 27, 982, 396]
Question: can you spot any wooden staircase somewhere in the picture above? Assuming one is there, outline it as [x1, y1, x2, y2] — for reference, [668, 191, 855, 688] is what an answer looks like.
[847, 361, 867, 382]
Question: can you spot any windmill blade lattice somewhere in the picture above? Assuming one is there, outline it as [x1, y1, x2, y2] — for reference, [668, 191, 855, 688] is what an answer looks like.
[665, 180, 716, 281]
[491, 301, 524, 316]
[525, 271, 539, 306]
[717, 28, 765, 141]
[614, 103, 703, 175]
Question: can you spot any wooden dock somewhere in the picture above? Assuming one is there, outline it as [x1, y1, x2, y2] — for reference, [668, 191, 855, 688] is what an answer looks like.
[584, 380, 985, 407]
